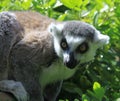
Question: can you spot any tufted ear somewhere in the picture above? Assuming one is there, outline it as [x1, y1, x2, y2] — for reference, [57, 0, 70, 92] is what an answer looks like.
[94, 30, 110, 47]
[48, 23, 64, 37]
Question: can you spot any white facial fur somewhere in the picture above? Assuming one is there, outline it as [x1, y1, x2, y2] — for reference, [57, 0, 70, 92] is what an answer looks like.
[94, 30, 110, 46]
[48, 23, 65, 57]
[75, 27, 110, 64]
[65, 35, 96, 63]
[48, 22, 110, 67]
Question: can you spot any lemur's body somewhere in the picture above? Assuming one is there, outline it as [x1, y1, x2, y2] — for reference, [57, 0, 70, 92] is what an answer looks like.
[0, 11, 109, 101]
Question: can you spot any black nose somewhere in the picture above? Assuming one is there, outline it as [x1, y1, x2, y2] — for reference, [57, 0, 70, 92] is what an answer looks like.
[63, 52, 78, 69]
[64, 59, 77, 69]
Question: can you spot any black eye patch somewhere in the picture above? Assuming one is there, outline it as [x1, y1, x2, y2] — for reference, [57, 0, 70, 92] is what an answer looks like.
[76, 42, 89, 54]
[60, 38, 69, 50]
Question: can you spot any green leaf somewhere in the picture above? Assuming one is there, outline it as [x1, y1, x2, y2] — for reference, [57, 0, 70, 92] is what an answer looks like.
[60, 0, 82, 11]
[57, 14, 67, 21]
[63, 82, 82, 95]
[93, 82, 105, 100]
[82, 94, 90, 101]
[59, 100, 65, 101]
[44, 0, 56, 7]
[93, 82, 101, 90]
[74, 98, 80, 101]
[116, 98, 120, 101]
[93, 11, 99, 27]
[21, 0, 32, 10]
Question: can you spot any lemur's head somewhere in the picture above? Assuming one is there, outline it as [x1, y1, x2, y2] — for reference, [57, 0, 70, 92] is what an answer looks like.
[49, 21, 110, 69]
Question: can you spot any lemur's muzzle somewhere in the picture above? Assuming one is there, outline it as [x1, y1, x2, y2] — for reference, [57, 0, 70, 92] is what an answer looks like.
[63, 51, 77, 69]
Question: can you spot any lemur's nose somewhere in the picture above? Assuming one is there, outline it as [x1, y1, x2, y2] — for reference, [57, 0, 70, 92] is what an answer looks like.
[63, 52, 77, 69]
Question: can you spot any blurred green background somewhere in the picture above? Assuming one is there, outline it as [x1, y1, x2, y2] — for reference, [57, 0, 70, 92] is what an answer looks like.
[0, 0, 120, 101]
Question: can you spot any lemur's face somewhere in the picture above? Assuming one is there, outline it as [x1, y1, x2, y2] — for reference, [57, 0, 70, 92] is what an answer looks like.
[49, 21, 110, 69]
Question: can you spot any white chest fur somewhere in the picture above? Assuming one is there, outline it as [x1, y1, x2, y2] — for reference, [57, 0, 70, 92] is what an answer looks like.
[40, 60, 77, 88]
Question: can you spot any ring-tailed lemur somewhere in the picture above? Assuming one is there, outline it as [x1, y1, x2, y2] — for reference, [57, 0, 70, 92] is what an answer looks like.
[0, 11, 109, 101]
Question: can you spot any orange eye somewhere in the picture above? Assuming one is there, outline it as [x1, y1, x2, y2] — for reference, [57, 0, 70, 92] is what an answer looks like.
[79, 44, 87, 52]
[76, 42, 88, 54]
[61, 42, 67, 48]
[60, 38, 68, 50]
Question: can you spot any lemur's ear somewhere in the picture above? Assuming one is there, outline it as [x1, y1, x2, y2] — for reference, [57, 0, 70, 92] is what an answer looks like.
[94, 30, 110, 47]
[48, 23, 64, 37]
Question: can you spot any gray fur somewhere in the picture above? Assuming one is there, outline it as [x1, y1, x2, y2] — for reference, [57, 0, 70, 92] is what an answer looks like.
[0, 12, 23, 80]
[62, 21, 95, 41]
[0, 11, 57, 101]
[0, 11, 109, 101]
[0, 80, 28, 101]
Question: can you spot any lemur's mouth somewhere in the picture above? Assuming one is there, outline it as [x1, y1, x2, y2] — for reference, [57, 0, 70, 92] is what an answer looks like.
[64, 59, 78, 69]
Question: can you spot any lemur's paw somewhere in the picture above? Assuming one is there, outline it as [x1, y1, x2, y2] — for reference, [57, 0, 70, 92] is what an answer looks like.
[0, 80, 29, 101]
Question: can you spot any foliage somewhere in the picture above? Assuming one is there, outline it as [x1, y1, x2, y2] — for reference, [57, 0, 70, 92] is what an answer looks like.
[82, 82, 107, 101]
[0, 0, 120, 101]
